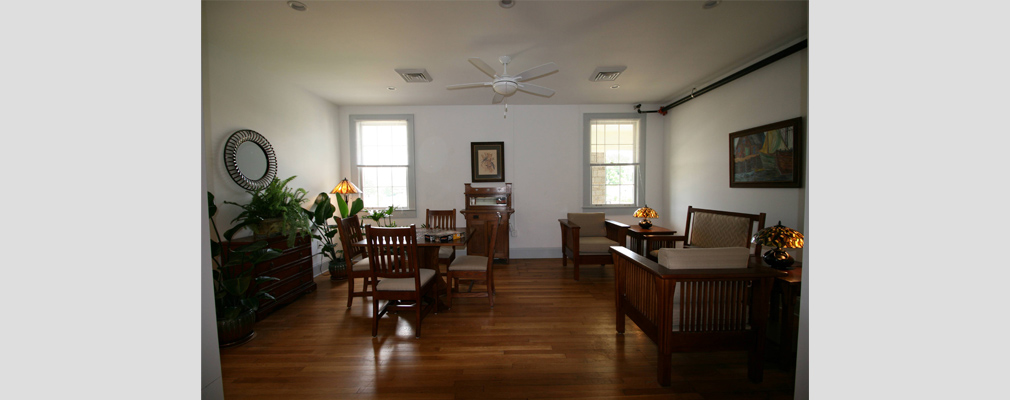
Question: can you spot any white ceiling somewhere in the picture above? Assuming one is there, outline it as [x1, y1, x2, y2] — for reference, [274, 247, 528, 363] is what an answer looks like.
[203, 0, 808, 107]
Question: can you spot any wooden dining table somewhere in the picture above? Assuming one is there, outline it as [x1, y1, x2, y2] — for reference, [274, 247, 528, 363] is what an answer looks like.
[354, 226, 474, 309]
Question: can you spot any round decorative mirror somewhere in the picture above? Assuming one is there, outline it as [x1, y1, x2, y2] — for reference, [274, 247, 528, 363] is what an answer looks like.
[223, 129, 277, 190]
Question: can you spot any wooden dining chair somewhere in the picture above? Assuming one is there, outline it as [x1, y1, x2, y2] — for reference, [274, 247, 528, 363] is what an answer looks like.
[337, 215, 372, 308]
[445, 213, 500, 308]
[365, 224, 439, 338]
[425, 209, 458, 272]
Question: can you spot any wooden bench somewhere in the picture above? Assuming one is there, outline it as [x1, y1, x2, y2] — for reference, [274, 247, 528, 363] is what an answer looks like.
[609, 245, 785, 386]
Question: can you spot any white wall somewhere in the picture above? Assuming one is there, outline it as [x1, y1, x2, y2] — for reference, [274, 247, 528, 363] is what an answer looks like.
[202, 38, 343, 399]
[204, 43, 343, 275]
[339, 104, 665, 258]
[664, 49, 807, 260]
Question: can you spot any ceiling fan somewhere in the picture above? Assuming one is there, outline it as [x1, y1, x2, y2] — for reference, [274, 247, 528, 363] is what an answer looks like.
[446, 56, 559, 106]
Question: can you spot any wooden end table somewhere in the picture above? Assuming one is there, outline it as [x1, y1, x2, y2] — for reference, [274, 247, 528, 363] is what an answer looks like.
[770, 264, 802, 371]
[626, 225, 677, 256]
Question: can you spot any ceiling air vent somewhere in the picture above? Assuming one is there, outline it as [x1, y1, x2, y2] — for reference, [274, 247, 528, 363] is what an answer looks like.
[589, 66, 627, 82]
[395, 68, 433, 83]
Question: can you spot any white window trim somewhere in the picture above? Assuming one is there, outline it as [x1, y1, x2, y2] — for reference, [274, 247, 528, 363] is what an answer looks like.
[348, 114, 417, 218]
[582, 112, 646, 211]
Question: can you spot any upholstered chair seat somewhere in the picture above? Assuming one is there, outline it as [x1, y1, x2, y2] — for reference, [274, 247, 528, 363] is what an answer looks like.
[348, 256, 370, 272]
[375, 268, 437, 291]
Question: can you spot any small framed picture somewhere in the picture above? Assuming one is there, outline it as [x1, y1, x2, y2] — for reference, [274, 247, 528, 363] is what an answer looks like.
[471, 142, 504, 182]
[729, 117, 804, 188]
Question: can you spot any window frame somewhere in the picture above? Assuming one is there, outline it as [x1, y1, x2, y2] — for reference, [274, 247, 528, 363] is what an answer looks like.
[582, 113, 646, 211]
[348, 114, 417, 218]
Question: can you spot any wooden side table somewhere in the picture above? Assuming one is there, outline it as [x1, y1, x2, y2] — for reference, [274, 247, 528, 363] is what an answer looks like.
[625, 225, 677, 256]
[770, 264, 802, 370]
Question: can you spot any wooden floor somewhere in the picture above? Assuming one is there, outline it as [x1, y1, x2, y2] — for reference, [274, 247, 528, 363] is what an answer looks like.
[219, 258, 796, 400]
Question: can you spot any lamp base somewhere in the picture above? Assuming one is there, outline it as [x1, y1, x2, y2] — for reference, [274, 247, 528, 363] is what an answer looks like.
[762, 248, 795, 270]
[638, 221, 653, 229]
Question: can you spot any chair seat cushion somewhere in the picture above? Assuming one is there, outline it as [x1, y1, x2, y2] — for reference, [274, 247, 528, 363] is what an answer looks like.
[447, 255, 488, 271]
[348, 256, 370, 272]
[375, 268, 437, 291]
[438, 246, 455, 259]
[578, 236, 620, 253]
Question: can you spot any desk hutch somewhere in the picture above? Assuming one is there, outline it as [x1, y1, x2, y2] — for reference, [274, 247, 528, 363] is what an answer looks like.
[460, 183, 514, 263]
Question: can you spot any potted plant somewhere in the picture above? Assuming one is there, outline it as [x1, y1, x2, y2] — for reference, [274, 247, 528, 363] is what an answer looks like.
[209, 192, 281, 347]
[306, 192, 363, 280]
[363, 205, 397, 227]
[223, 175, 311, 246]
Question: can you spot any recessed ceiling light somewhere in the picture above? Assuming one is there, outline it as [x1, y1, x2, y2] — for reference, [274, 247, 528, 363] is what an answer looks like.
[288, 1, 307, 11]
[500, 0, 515, 9]
[387, 87, 396, 91]
[610, 85, 620, 89]
[702, 1, 721, 10]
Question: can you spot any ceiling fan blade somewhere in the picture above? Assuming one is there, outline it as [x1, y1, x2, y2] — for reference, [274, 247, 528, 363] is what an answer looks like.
[468, 58, 498, 79]
[514, 62, 558, 81]
[492, 93, 505, 104]
[517, 83, 555, 97]
[446, 82, 492, 90]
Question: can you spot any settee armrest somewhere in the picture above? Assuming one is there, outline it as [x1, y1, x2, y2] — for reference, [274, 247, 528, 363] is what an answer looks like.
[641, 234, 687, 261]
[558, 219, 581, 252]
[604, 220, 629, 243]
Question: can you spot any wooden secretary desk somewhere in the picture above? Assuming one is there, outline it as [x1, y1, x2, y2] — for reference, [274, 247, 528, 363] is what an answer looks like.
[460, 183, 514, 263]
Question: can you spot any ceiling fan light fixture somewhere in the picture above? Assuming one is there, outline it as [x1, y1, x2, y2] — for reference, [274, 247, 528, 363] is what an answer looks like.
[589, 66, 627, 82]
[492, 81, 518, 96]
[394, 68, 433, 83]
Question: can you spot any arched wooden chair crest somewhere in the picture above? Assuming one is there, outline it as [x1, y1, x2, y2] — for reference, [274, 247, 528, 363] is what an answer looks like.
[365, 224, 439, 338]
[446, 212, 500, 308]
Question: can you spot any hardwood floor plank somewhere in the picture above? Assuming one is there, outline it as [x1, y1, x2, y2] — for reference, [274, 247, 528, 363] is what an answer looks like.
[219, 258, 795, 399]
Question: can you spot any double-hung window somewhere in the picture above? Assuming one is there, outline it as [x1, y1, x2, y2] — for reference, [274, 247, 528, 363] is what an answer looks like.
[349, 115, 416, 216]
[583, 113, 646, 209]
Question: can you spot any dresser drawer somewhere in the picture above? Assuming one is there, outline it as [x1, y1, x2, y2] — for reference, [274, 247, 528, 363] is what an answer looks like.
[255, 244, 312, 276]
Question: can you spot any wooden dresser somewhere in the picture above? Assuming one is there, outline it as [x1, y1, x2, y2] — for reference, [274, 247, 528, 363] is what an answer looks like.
[460, 183, 514, 263]
[224, 234, 317, 321]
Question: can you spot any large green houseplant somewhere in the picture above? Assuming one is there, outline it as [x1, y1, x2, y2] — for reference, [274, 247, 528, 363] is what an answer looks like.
[223, 175, 311, 246]
[306, 192, 363, 280]
[209, 192, 281, 346]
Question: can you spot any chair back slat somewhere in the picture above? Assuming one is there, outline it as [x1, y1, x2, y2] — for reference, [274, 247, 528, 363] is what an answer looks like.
[484, 213, 501, 260]
[338, 215, 367, 261]
[676, 279, 752, 332]
[366, 225, 420, 280]
[426, 209, 457, 230]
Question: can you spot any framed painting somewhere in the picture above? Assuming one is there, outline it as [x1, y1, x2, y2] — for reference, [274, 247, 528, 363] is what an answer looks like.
[729, 117, 804, 188]
[471, 142, 504, 182]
